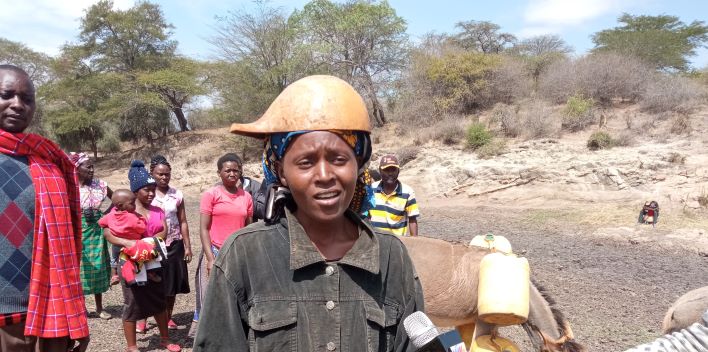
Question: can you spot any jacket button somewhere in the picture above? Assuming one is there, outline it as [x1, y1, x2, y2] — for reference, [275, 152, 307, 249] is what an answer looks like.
[325, 265, 335, 276]
[327, 342, 336, 351]
[326, 301, 335, 310]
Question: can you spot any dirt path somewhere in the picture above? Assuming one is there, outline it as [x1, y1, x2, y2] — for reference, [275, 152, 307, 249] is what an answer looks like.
[85, 197, 707, 351]
[421, 205, 708, 351]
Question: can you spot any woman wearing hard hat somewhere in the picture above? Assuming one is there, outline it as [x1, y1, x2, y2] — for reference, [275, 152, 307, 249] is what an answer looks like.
[193, 75, 424, 351]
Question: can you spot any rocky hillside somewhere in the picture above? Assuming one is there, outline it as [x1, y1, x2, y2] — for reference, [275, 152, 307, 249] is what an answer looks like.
[95, 104, 708, 254]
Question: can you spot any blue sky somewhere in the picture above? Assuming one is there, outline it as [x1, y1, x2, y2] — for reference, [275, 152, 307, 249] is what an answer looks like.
[2, 0, 707, 68]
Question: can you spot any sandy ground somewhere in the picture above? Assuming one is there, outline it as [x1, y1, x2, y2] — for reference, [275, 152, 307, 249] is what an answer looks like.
[83, 196, 708, 351]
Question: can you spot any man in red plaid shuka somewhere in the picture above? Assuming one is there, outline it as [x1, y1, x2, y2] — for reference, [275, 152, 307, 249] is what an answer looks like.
[0, 65, 89, 351]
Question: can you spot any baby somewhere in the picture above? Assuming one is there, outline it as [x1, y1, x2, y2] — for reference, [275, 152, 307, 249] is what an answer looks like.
[99, 189, 163, 285]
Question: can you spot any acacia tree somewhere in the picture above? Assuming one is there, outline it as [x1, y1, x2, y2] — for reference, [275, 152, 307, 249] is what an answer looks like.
[67, 0, 199, 132]
[138, 58, 206, 131]
[0, 38, 52, 85]
[592, 13, 708, 71]
[209, 3, 305, 93]
[511, 34, 572, 89]
[453, 20, 516, 54]
[293, 0, 409, 126]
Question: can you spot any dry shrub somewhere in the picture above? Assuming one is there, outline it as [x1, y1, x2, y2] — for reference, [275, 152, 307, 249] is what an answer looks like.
[670, 114, 692, 135]
[640, 75, 706, 114]
[664, 152, 686, 164]
[395, 146, 420, 167]
[413, 116, 466, 145]
[537, 58, 575, 104]
[539, 52, 651, 105]
[476, 138, 507, 159]
[698, 189, 708, 208]
[587, 131, 615, 150]
[488, 56, 533, 104]
[614, 131, 635, 147]
[519, 99, 559, 139]
[487, 103, 521, 137]
[561, 94, 595, 132]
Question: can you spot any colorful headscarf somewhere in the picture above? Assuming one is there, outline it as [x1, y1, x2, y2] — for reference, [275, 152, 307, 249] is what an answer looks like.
[68, 152, 89, 167]
[262, 130, 375, 216]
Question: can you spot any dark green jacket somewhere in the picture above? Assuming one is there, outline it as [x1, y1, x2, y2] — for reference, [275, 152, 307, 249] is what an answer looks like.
[193, 208, 424, 352]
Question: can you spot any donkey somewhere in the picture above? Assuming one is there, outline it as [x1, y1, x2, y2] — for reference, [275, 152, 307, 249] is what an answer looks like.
[662, 286, 708, 334]
[400, 236, 585, 352]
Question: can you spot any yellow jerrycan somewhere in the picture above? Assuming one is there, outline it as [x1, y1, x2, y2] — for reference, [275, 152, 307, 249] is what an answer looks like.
[471, 335, 520, 352]
[477, 248, 530, 326]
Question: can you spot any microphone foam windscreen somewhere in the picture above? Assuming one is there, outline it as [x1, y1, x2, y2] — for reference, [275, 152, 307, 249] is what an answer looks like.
[404, 311, 440, 348]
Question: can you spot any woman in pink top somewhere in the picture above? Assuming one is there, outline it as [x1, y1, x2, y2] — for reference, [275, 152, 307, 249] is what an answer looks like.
[199, 153, 253, 269]
[190, 153, 253, 336]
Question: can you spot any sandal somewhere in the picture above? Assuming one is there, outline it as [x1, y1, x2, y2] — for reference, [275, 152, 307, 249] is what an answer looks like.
[110, 274, 120, 286]
[160, 338, 181, 352]
[99, 311, 112, 320]
[136, 320, 147, 334]
[167, 319, 178, 329]
[125, 346, 139, 352]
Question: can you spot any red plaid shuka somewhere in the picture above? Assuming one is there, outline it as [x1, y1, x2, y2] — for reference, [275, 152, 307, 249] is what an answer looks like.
[0, 131, 89, 339]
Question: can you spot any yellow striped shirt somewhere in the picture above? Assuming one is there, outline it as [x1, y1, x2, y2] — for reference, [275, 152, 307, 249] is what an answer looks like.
[370, 181, 420, 236]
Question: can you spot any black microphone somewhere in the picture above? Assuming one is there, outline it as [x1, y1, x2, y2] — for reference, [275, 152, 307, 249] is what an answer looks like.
[404, 311, 467, 352]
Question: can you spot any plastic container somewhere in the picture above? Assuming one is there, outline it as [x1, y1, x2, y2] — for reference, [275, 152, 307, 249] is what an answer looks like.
[471, 335, 520, 352]
[477, 252, 530, 325]
[469, 234, 512, 254]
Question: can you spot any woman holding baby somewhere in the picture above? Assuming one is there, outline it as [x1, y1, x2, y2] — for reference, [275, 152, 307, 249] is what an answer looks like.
[102, 160, 181, 352]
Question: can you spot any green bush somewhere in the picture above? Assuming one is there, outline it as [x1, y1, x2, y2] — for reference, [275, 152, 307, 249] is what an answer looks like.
[466, 123, 493, 149]
[587, 131, 615, 150]
[476, 138, 507, 159]
[562, 94, 595, 132]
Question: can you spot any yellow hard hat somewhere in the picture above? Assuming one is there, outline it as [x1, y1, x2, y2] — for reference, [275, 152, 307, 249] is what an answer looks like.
[230, 75, 371, 138]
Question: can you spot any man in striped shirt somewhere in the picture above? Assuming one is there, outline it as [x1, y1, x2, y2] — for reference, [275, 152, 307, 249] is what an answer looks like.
[370, 154, 419, 236]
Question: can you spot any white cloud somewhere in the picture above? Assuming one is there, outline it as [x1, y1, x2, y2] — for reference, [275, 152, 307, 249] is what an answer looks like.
[0, 0, 134, 56]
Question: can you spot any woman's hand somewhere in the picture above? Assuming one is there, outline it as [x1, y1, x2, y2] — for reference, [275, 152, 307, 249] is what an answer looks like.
[184, 246, 193, 263]
[206, 255, 215, 277]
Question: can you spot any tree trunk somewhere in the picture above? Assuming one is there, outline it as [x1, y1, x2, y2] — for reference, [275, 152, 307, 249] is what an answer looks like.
[90, 131, 98, 159]
[371, 96, 386, 127]
[361, 70, 386, 127]
[173, 107, 190, 132]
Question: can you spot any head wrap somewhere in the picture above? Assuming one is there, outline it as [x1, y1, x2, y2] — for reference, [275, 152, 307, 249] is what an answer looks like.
[263, 130, 375, 216]
[68, 152, 90, 167]
[128, 160, 156, 192]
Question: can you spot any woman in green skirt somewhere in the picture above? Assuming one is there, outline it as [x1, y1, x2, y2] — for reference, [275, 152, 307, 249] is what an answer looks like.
[70, 152, 113, 320]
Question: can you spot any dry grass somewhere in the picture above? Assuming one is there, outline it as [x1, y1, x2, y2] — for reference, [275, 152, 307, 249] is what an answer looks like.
[539, 52, 651, 106]
[526, 204, 708, 230]
[396, 146, 420, 167]
[519, 99, 560, 139]
[663, 152, 686, 165]
[698, 189, 708, 208]
[669, 114, 692, 135]
[640, 75, 706, 114]
[476, 138, 508, 159]
[413, 116, 467, 145]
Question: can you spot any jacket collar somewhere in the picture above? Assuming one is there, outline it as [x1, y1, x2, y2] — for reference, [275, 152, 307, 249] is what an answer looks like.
[286, 208, 379, 274]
